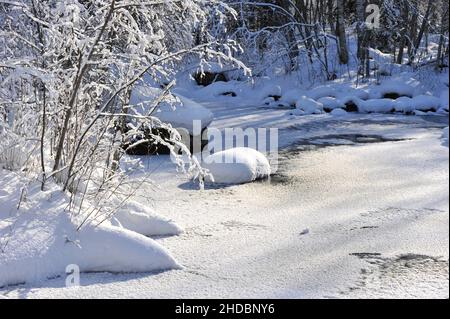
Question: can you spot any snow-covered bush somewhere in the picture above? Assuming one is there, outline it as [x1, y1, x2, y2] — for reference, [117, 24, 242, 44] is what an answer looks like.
[0, 0, 242, 222]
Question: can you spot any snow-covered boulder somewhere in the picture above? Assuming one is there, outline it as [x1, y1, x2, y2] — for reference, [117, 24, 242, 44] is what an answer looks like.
[295, 96, 324, 114]
[318, 97, 344, 111]
[190, 62, 233, 86]
[330, 108, 348, 116]
[393, 95, 441, 113]
[130, 85, 213, 134]
[410, 95, 441, 112]
[307, 86, 337, 100]
[358, 98, 396, 113]
[368, 77, 421, 99]
[203, 148, 271, 184]
[111, 201, 182, 237]
[258, 84, 282, 102]
[393, 96, 414, 113]
[280, 89, 306, 106]
[0, 173, 181, 287]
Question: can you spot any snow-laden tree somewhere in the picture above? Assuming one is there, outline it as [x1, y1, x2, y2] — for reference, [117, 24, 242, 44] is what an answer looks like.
[0, 0, 241, 226]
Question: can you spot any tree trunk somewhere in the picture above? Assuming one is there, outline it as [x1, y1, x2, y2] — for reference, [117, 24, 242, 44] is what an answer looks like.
[336, 0, 349, 64]
[396, 1, 409, 64]
[411, 0, 433, 63]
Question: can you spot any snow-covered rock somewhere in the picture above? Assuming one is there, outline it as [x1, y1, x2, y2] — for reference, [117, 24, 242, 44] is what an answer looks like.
[330, 108, 348, 116]
[112, 201, 182, 237]
[318, 97, 344, 111]
[408, 95, 442, 112]
[307, 86, 337, 100]
[258, 84, 282, 101]
[203, 148, 271, 184]
[295, 96, 323, 114]
[196, 81, 240, 98]
[130, 85, 213, 133]
[280, 89, 306, 106]
[358, 98, 396, 113]
[368, 77, 421, 99]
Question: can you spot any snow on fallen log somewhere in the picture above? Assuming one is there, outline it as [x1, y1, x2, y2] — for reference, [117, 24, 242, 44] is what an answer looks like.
[203, 148, 271, 184]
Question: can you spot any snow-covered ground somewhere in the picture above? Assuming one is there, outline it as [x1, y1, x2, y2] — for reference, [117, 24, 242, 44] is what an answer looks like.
[1, 96, 448, 298]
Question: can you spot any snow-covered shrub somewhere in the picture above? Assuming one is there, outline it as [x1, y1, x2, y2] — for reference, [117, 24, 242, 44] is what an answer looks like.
[0, 0, 242, 225]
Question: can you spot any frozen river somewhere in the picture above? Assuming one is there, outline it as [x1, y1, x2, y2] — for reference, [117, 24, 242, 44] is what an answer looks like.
[2, 104, 448, 298]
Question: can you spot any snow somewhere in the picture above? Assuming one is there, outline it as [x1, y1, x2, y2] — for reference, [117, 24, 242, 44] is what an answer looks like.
[408, 95, 442, 111]
[307, 86, 338, 100]
[318, 97, 344, 110]
[294, 96, 324, 115]
[0, 171, 181, 287]
[5, 110, 447, 299]
[440, 89, 449, 111]
[330, 108, 348, 116]
[257, 84, 282, 102]
[130, 85, 213, 133]
[442, 127, 449, 146]
[279, 89, 305, 106]
[203, 148, 271, 184]
[368, 77, 422, 99]
[358, 98, 395, 113]
[111, 201, 182, 237]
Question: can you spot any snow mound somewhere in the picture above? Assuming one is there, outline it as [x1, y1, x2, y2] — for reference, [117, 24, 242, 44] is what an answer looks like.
[294, 96, 323, 115]
[196, 81, 241, 98]
[258, 84, 282, 101]
[0, 172, 180, 287]
[318, 97, 344, 111]
[330, 108, 348, 116]
[358, 98, 395, 113]
[279, 89, 306, 106]
[307, 86, 337, 100]
[130, 85, 213, 133]
[368, 77, 421, 99]
[112, 201, 182, 237]
[203, 148, 271, 184]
